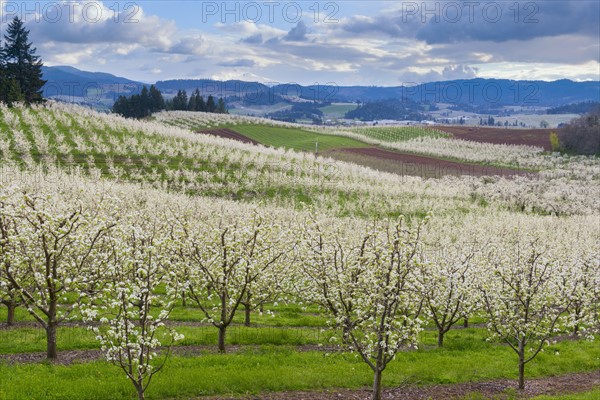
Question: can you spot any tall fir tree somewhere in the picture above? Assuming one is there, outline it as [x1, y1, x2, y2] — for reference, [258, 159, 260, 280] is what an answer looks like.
[217, 98, 227, 114]
[187, 92, 197, 111]
[206, 95, 216, 113]
[139, 86, 150, 117]
[149, 85, 165, 112]
[1, 17, 46, 103]
[197, 93, 206, 112]
[0, 66, 24, 105]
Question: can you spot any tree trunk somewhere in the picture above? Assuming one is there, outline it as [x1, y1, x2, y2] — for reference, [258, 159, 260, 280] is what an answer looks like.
[342, 322, 351, 345]
[181, 290, 186, 307]
[6, 301, 16, 326]
[518, 358, 525, 390]
[218, 326, 227, 353]
[372, 369, 383, 400]
[135, 381, 145, 400]
[518, 341, 526, 390]
[463, 317, 469, 328]
[437, 329, 444, 347]
[244, 303, 251, 327]
[46, 322, 58, 360]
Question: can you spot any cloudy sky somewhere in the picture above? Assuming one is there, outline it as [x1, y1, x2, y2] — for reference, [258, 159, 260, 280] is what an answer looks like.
[1, 0, 599, 85]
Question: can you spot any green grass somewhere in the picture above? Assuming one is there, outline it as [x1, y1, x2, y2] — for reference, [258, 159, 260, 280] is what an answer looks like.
[0, 335, 597, 399]
[347, 126, 450, 142]
[319, 103, 358, 118]
[532, 389, 600, 399]
[231, 124, 369, 152]
[0, 324, 329, 354]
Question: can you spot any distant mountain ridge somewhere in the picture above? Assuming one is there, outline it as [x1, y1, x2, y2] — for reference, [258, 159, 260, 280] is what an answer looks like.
[42, 66, 600, 109]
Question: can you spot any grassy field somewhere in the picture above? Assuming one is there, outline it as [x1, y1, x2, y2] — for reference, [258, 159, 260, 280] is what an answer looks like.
[230, 124, 369, 152]
[2, 291, 598, 399]
[1, 298, 598, 399]
[319, 103, 358, 119]
[1, 316, 598, 399]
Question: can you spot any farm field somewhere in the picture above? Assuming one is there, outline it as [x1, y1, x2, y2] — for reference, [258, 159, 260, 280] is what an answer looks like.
[1, 105, 599, 400]
[318, 103, 358, 119]
[229, 124, 370, 152]
[197, 121, 553, 176]
[197, 128, 261, 145]
[325, 147, 527, 178]
[435, 126, 554, 151]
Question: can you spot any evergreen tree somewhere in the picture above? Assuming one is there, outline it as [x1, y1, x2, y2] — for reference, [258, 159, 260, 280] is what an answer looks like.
[0, 17, 46, 103]
[112, 95, 130, 116]
[197, 94, 206, 112]
[206, 95, 216, 113]
[172, 90, 188, 111]
[139, 86, 150, 117]
[217, 98, 227, 114]
[0, 68, 24, 105]
[112, 86, 166, 119]
[190, 89, 202, 111]
[149, 85, 165, 112]
[187, 93, 197, 111]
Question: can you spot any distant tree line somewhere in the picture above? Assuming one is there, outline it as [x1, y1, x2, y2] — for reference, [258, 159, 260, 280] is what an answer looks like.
[113, 87, 228, 119]
[345, 98, 429, 122]
[112, 85, 165, 118]
[477, 116, 526, 127]
[267, 102, 325, 124]
[557, 106, 600, 155]
[547, 101, 600, 115]
[0, 17, 46, 105]
[168, 89, 227, 113]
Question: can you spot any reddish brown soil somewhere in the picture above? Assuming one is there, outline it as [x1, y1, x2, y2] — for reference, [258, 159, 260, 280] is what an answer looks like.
[436, 126, 553, 151]
[330, 147, 528, 178]
[197, 128, 260, 145]
[208, 371, 600, 400]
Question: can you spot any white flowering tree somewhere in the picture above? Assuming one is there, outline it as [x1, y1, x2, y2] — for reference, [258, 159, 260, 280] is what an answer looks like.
[302, 215, 428, 400]
[479, 231, 574, 390]
[561, 237, 600, 337]
[296, 214, 362, 342]
[239, 279, 283, 326]
[174, 209, 288, 352]
[82, 214, 183, 400]
[0, 191, 116, 359]
[416, 239, 479, 347]
[0, 190, 22, 326]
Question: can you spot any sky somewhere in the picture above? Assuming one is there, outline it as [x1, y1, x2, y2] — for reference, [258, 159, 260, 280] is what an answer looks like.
[1, 0, 599, 85]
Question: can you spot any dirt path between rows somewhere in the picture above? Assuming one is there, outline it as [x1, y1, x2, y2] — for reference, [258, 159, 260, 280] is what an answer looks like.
[207, 371, 600, 400]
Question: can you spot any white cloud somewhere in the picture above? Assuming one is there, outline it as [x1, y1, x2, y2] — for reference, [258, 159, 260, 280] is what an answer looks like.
[8, 0, 596, 85]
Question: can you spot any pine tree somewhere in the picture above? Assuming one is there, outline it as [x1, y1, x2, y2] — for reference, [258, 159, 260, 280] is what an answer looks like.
[0, 68, 24, 105]
[190, 89, 201, 111]
[138, 86, 149, 117]
[206, 95, 216, 113]
[113, 96, 130, 117]
[197, 94, 206, 112]
[187, 93, 197, 111]
[217, 98, 227, 114]
[172, 90, 188, 111]
[148, 85, 165, 112]
[1, 17, 46, 103]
